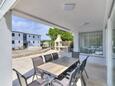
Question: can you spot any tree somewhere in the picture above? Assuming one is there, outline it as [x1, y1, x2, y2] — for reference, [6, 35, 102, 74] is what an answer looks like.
[47, 27, 73, 41]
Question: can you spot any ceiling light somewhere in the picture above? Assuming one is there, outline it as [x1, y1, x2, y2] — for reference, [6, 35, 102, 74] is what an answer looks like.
[64, 3, 76, 11]
[83, 22, 90, 26]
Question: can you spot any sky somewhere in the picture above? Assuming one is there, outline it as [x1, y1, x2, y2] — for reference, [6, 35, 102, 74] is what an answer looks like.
[12, 15, 51, 40]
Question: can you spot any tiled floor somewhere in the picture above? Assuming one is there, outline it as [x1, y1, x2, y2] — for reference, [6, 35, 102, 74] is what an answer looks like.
[12, 51, 107, 86]
[85, 63, 107, 86]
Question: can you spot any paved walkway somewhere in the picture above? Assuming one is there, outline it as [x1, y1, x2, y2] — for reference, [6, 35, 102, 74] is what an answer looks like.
[12, 48, 51, 58]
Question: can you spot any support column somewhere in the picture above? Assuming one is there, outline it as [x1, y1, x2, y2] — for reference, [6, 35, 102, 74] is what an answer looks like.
[103, 28, 106, 58]
[0, 11, 12, 86]
[73, 32, 79, 52]
[106, 19, 113, 86]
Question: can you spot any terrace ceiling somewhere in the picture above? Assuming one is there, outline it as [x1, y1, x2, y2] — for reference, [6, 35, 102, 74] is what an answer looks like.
[12, 0, 107, 32]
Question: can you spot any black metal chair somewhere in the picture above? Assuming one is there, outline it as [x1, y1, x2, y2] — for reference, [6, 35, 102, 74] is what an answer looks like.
[44, 54, 53, 62]
[66, 52, 80, 72]
[13, 69, 48, 86]
[68, 65, 82, 86]
[72, 52, 89, 79]
[52, 53, 59, 60]
[52, 65, 85, 86]
[32, 56, 44, 80]
[80, 56, 89, 79]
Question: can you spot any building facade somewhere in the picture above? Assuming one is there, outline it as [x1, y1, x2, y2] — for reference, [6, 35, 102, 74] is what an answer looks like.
[12, 31, 41, 50]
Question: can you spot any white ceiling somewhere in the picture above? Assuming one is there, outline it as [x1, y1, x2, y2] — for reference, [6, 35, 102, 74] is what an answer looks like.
[0, 0, 2, 4]
[0, 0, 5, 7]
[13, 0, 107, 32]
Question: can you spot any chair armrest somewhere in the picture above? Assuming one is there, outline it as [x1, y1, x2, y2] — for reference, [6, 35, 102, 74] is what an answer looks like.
[24, 72, 34, 79]
[65, 75, 70, 79]
[66, 72, 71, 76]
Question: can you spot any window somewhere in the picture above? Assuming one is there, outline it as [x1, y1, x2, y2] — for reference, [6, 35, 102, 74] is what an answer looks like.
[33, 41, 34, 43]
[18, 41, 20, 43]
[79, 31, 103, 55]
[12, 40, 15, 44]
[18, 33, 20, 37]
[33, 36, 35, 38]
[12, 33, 15, 36]
[29, 35, 30, 37]
[112, 29, 115, 54]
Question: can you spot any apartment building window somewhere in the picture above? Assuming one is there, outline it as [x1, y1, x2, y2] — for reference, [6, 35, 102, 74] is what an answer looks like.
[33, 36, 35, 38]
[33, 41, 34, 43]
[12, 40, 15, 44]
[29, 35, 30, 37]
[12, 33, 15, 36]
[79, 31, 103, 55]
[18, 33, 20, 37]
[18, 41, 20, 43]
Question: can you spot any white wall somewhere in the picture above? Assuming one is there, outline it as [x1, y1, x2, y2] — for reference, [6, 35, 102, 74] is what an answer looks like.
[0, 11, 12, 86]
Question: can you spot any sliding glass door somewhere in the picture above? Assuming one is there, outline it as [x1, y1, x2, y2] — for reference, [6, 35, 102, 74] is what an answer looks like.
[79, 31, 103, 55]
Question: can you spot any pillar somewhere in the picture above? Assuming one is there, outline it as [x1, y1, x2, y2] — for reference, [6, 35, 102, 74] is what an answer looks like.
[73, 32, 79, 52]
[0, 11, 12, 86]
[103, 28, 106, 58]
[106, 19, 113, 86]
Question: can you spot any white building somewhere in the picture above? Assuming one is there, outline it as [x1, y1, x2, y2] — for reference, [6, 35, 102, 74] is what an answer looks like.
[12, 31, 41, 49]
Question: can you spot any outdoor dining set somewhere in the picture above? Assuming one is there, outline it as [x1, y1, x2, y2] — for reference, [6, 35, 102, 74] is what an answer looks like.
[13, 52, 89, 86]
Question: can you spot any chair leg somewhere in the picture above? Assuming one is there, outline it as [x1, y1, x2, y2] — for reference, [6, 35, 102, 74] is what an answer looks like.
[81, 74, 86, 86]
[84, 69, 89, 79]
[32, 74, 35, 81]
[52, 80, 63, 86]
[55, 80, 63, 86]
[36, 74, 39, 80]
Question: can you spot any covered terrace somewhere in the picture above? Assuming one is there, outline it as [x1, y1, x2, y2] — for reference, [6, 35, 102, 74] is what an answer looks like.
[0, 0, 114, 86]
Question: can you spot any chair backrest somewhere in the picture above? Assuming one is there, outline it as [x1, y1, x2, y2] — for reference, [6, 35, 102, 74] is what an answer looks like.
[44, 54, 53, 62]
[80, 56, 89, 73]
[13, 69, 27, 86]
[32, 56, 44, 73]
[69, 65, 81, 86]
[72, 52, 80, 58]
[32, 56, 44, 67]
[52, 53, 59, 60]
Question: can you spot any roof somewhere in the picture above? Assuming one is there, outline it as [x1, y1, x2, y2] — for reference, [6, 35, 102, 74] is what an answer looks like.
[12, 0, 108, 32]
[12, 31, 41, 36]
